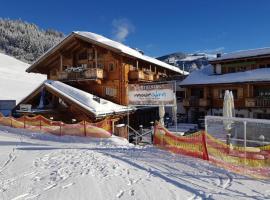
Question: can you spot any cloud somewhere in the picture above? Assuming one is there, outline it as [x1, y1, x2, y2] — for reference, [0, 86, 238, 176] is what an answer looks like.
[112, 18, 135, 42]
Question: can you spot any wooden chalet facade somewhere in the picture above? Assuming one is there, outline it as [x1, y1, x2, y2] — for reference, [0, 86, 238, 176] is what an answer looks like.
[180, 48, 270, 123]
[15, 31, 185, 125]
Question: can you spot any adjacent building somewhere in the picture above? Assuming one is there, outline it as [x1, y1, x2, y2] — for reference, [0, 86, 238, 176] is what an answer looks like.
[180, 48, 270, 122]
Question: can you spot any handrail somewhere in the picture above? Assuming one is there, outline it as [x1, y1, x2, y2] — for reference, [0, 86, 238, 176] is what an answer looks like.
[127, 125, 153, 145]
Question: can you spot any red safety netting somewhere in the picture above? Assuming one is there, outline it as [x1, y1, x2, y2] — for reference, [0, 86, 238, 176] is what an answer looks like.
[206, 133, 270, 179]
[0, 115, 112, 138]
[153, 123, 208, 160]
[153, 122, 270, 179]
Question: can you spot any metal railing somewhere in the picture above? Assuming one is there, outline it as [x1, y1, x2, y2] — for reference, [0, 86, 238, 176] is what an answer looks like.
[127, 124, 154, 145]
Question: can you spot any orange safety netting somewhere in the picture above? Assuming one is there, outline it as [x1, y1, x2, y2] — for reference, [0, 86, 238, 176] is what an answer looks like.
[153, 123, 208, 160]
[0, 115, 112, 138]
[206, 133, 270, 179]
[153, 123, 270, 179]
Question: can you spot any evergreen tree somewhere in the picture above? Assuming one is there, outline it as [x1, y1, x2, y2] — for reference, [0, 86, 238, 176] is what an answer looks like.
[0, 18, 64, 63]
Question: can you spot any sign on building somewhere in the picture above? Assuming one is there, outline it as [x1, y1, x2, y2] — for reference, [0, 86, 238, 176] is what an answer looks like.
[128, 83, 175, 106]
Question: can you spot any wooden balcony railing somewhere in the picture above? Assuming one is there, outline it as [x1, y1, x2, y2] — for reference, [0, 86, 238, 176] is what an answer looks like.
[245, 98, 256, 107]
[129, 70, 154, 82]
[183, 98, 210, 107]
[58, 68, 105, 81]
[256, 98, 270, 107]
[245, 97, 270, 107]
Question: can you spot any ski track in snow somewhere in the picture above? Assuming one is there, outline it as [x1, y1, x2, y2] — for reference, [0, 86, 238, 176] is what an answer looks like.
[0, 126, 269, 200]
[0, 149, 17, 174]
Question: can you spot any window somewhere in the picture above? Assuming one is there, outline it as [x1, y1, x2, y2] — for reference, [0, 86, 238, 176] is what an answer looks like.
[219, 89, 238, 99]
[108, 63, 115, 71]
[255, 88, 270, 98]
[176, 91, 185, 101]
[191, 88, 204, 98]
[88, 50, 94, 60]
[105, 87, 117, 97]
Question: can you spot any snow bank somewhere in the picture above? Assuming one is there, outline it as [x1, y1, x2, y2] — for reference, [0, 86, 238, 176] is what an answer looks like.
[0, 125, 131, 147]
[180, 65, 270, 85]
[0, 126, 269, 200]
[0, 53, 46, 103]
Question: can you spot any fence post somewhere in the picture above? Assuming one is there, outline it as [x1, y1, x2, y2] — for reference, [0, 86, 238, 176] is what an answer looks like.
[138, 125, 143, 145]
[60, 122, 62, 136]
[24, 115, 26, 129]
[150, 121, 154, 144]
[40, 118, 42, 131]
[202, 131, 209, 161]
[112, 120, 115, 135]
[84, 120, 86, 137]
[243, 120, 247, 174]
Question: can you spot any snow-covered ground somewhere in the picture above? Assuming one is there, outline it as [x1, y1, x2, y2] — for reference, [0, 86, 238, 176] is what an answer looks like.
[0, 126, 269, 200]
[0, 53, 46, 103]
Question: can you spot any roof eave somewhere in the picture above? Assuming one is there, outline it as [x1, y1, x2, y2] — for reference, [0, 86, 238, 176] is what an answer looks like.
[210, 53, 270, 64]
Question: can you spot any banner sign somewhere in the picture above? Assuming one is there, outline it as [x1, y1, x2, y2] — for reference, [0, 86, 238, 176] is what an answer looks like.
[128, 83, 175, 106]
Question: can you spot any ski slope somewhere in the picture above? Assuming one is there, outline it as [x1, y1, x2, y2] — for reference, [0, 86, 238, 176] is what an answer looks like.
[0, 126, 269, 200]
[0, 53, 46, 103]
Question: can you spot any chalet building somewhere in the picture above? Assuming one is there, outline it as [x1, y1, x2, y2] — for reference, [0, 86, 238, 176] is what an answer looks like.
[180, 47, 270, 123]
[14, 31, 186, 125]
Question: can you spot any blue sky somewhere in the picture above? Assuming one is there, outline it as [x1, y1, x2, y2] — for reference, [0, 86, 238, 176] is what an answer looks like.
[2, 0, 270, 57]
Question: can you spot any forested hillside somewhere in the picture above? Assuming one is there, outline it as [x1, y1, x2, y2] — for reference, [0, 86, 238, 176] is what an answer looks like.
[0, 18, 64, 63]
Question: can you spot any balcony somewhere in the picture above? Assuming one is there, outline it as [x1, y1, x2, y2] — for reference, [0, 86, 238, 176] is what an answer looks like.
[245, 97, 270, 107]
[129, 70, 154, 82]
[58, 68, 105, 81]
[199, 98, 210, 107]
[183, 98, 210, 107]
[245, 98, 256, 107]
[256, 98, 270, 107]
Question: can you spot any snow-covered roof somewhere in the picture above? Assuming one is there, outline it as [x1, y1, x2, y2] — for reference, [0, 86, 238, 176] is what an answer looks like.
[211, 47, 270, 62]
[44, 80, 133, 117]
[74, 31, 187, 75]
[180, 65, 270, 86]
[27, 31, 188, 75]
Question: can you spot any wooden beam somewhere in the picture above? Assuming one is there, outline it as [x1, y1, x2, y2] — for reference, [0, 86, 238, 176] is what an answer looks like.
[60, 54, 63, 72]
[45, 86, 95, 118]
[95, 48, 98, 68]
